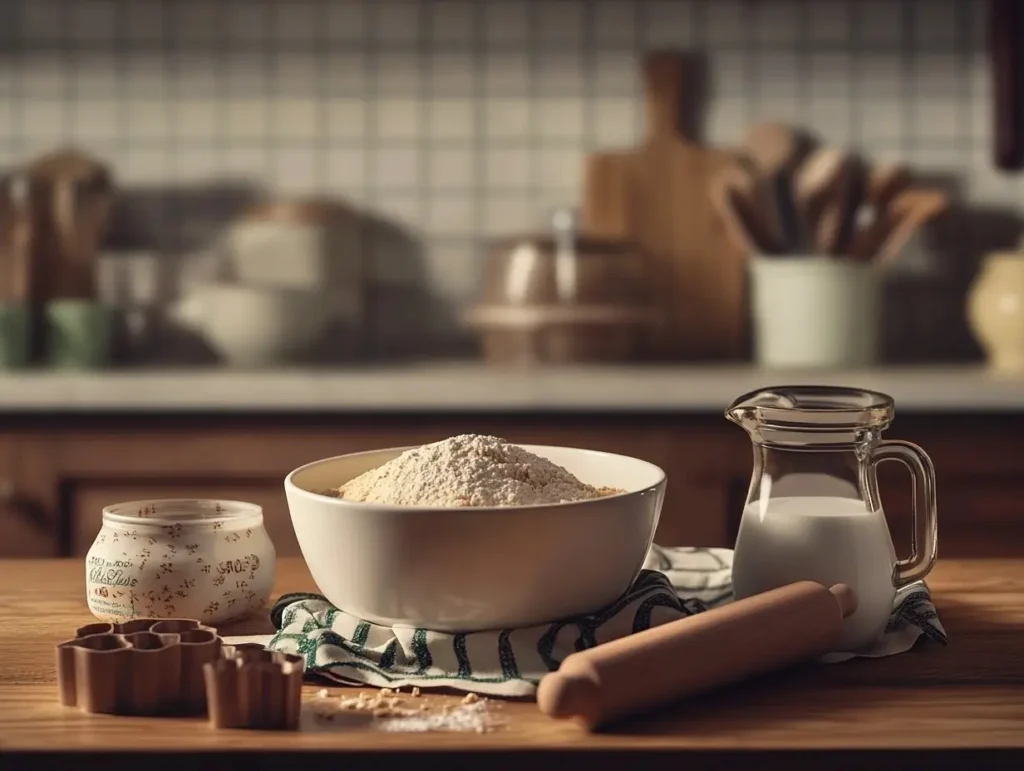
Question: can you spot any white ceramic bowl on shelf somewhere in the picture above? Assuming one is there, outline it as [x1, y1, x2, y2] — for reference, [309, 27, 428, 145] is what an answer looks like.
[284, 445, 666, 632]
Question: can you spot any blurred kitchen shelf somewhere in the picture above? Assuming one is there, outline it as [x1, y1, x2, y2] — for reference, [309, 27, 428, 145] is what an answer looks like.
[0, 364, 1020, 413]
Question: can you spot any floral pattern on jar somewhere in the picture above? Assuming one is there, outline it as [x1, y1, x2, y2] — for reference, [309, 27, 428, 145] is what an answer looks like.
[85, 499, 277, 625]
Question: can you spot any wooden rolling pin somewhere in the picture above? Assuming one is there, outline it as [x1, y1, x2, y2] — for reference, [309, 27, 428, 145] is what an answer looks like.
[536, 581, 857, 731]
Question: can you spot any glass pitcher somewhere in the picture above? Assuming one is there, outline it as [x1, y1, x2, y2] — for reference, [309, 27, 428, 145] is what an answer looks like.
[725, 386, 938, 652]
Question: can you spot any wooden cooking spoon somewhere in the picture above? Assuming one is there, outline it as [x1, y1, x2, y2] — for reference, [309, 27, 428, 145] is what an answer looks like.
[709, 163, 786, 256]
[742, 123, 803, 251]
[795, 147, 848, 252]
[875, 188, 950, 265]
[866, 163, 912, 214]
[847, 163, 913, 261]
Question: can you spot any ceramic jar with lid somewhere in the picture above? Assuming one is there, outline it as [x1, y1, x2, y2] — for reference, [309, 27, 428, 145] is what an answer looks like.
[967, 251, 1024, 372]
[85, 499, 276, 625]
[464, 209, 662, 364]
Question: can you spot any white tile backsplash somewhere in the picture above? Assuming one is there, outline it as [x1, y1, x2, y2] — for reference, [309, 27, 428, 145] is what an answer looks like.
[175, 100, 221, 140]
[124, 100, 173, 141]
[427, 197, 477, 238]
[428, 148, 477, 190]
[325, 52, 369, 96]
[72, 100, 121, 141]
[594, 1, 636, 46]
[483, 50, 531, 95]
[483, 1, 530, 44]
[222, 146, 270, 182]
[21, 100, 69, 141]
[483, 99, 532, 138]
[485, 146, 532, 190]
[913, 0, 962, 47]
[752, 1, 801, 45]
[1, 0, 1001, 357]
[537, 146, 584, 192]
[173, 1, 222, 43]
[754, 51, 801, 99]
[428, 100, 476, 139]
[69, 0, 118, 42]
[225, 99, 271, 139]
[0, 101, 16, 136]
[18, 57, 68, 98]
[536, 50, 587, 96]
[428, 52, 476, 97]
[537, 99, 587, 141]
[429, 1, 477, 43]
[808, 0, 852, 44]
[537, 1, 586, 46]
[855, 1, 904, 45]
[593, 51, 641, 94]
[806, 98, 856, 145]
[375, 100, 422, 141]
[326, 147, 367, 193]
[271, 148, 323, 193]
[371, 146, 420, 190]
[912, 99, 964, 143]
[705, 1, 748, 44]
[373, 0, 424, 43]
[20, 0, 63, 41]
[591, 97, 640, 146]
[857, 98, 908, 144]
[222, 0, 265, 42]
[276, 0, 322, 41]
[378, 52, 424, 96]
[327, 99, 368, 139]
[74, 55, 119, 97]
[642, 1, 694, 47]
[325, 0, 367, 41]
[482, 196, 535, 236]
[808, 52, 854, 101]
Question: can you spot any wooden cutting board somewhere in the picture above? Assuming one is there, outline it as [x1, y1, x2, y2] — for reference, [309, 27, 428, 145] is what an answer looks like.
[581, 52, 748, 360]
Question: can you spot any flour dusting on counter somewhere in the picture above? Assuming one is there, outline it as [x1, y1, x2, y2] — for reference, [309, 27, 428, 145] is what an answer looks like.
[310, 688, 506, 733]
[330, 434, 622, 507]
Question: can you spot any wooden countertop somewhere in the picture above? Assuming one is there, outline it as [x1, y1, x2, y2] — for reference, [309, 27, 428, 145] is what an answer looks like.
[0, 364, 1023, 413]
[2, 558, 1023, 769]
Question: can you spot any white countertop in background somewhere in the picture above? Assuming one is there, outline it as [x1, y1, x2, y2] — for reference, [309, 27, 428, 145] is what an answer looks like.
[0, 363, 1021, 413]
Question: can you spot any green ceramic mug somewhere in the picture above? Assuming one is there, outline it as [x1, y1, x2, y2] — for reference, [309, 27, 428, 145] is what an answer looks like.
[45, 300, 114, 369]
[0, 303, 30, 369]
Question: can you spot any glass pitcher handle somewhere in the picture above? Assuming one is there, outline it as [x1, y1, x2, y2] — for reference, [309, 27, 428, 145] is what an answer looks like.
[871, 440, 939, 587]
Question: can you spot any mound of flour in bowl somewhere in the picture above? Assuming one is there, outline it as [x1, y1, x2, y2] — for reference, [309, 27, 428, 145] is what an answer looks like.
[332, 434, 621, 507]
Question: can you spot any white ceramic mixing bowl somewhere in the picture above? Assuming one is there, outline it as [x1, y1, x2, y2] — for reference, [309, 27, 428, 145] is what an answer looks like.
[284, 445, 666, 632]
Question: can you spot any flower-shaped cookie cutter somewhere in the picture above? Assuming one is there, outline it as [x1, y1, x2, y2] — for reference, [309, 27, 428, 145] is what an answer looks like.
[56, 618, 222, 715]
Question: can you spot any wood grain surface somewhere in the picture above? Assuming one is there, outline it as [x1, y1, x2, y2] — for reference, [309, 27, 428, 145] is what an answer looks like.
[1, 558, 1023, 769]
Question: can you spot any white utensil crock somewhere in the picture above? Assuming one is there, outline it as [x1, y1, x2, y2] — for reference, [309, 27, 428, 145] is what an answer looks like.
[749, 256, 881, 369]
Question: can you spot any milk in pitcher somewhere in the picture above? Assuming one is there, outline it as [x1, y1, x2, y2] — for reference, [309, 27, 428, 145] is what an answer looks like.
[732, 495, 899, 652]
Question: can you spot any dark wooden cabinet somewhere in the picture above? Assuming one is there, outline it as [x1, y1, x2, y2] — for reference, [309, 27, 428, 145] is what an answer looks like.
[0, 413, 1020, 559]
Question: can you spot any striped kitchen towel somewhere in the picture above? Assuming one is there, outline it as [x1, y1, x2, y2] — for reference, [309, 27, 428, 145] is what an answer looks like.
[264, 546, 946, 697]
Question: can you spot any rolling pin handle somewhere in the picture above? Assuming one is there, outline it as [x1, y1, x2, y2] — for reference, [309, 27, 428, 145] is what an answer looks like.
[536, 659, 601, 723]
[829, 584, 858, 619]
